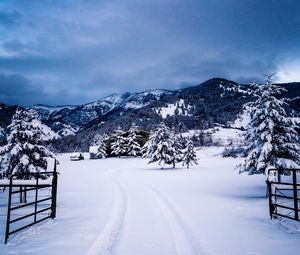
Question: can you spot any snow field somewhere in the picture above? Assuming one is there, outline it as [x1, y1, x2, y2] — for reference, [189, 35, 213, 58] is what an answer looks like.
[0, 147, 300, 255]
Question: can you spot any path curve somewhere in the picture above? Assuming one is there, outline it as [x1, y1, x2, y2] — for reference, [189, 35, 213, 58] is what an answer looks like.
[87, 168, 205, 255]
[120, 169, 205, 255]
[86, 170, 127, 255]
[132, 178, 204, 255]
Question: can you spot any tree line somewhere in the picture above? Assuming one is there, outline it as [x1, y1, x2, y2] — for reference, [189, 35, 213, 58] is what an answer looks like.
[89, 123, 198, 169]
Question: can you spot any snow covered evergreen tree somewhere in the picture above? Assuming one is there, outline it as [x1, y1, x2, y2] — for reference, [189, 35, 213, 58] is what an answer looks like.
[91, 134, 107, 158]
[127, 125, 141, 157]
[239, 75, 300, 175]
[143, 123, 181, 168]
[182, 138, 198, 169]
[172, 133, 185, 167]
[111, 128, 128, 157]
[0, 109, 55, 179]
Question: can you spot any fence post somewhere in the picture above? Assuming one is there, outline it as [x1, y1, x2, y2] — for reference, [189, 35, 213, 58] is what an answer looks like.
[5, 176, 13, 244]
[19, 186, 22, 203]
[266, 180, 273, 219]
[34, 176, 39, 223]
[292, 170, 299, 221]
[51, 159, 58, 219]
[24, 187, 27, 203]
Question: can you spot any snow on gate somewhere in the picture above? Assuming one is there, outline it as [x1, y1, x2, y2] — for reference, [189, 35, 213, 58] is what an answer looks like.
[0, 159, 58, 244]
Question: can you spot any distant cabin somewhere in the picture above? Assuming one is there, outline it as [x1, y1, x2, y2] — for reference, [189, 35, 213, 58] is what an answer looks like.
[89, 146, 99, 159]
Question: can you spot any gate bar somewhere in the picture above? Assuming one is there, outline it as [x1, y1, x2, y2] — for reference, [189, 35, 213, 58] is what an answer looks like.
[4, 177, 13, 244]
[292, 170, 299, 220]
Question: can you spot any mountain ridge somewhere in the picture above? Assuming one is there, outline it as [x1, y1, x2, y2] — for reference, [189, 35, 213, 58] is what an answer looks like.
[0, 78, 299, 150]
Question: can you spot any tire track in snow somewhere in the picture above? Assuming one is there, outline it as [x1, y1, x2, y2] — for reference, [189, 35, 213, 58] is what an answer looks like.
[128, 174, 205, 255]
[86, 170, 127, 255]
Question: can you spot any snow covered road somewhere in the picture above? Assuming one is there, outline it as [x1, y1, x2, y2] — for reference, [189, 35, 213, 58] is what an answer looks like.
[1, 147, 300, 254]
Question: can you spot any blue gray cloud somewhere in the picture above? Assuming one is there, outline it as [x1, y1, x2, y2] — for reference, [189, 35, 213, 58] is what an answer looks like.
[0, 0, 300, 106]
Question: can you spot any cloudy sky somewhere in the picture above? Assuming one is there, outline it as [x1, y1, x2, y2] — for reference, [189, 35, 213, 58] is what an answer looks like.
[0, 0, 300, 106]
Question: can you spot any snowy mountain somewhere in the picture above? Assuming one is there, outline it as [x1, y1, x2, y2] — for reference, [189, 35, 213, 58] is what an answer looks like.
[28, 94, 125, 136]
[122, 89, 173, 110]
[28, 89, 174, 136]
[0, 78, 299, 150]
[48, 78, 300, 152]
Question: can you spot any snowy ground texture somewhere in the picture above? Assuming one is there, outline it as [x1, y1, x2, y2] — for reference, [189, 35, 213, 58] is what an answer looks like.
[1, 147, 300, 255]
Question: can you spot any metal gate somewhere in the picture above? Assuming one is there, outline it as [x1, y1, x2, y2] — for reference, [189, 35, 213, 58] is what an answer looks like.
[3, 163, 58, 243]
[266, 169, 300, 221]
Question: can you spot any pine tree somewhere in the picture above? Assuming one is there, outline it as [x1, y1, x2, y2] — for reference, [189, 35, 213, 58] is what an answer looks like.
[239, 75, 300, 175]
[0, 109, 55, 179]
[91, 134, 107, 158]
[111, 128, 128, 157]
[182, 138, 198, 169]
[127, 125, 141, 157]
[143, 123, 180, 168]
[172, 133, 185, 167]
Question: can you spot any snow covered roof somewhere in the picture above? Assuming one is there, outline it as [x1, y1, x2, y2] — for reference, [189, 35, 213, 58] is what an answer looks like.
[70, 152, 82, 157]
[89, 146, 99, 153]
